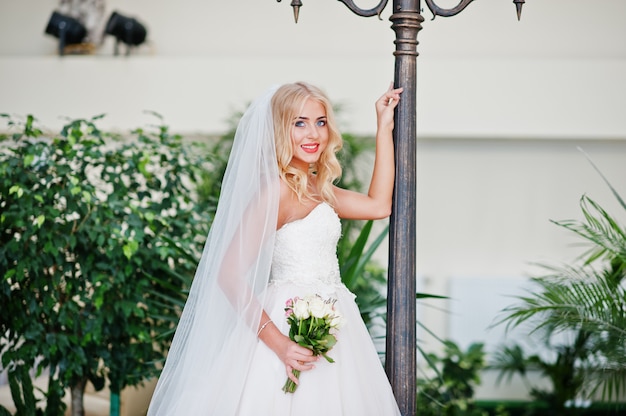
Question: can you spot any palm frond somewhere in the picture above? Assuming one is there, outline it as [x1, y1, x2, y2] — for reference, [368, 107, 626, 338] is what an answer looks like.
[500, 265, 626, 339]
[578, 147, 626, 212]
[553, 195, 626, 264]
[590, 365, 626, 402]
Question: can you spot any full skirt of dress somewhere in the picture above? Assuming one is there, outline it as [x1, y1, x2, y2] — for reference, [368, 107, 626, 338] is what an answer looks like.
[236, 281, 401, 416]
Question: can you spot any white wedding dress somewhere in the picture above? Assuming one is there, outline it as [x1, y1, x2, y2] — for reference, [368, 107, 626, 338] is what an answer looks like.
[236, 203, 401, 416]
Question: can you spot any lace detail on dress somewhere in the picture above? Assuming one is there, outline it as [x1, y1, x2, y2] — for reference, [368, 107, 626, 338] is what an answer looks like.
[270, 203, 344, 291]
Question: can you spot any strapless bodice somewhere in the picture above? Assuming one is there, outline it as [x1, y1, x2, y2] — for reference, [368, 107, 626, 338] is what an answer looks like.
[270, 203, 343, 289]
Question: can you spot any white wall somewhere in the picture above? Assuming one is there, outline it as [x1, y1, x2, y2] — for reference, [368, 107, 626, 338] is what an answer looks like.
[1, 0, 626, 401]
[1, 0, 625, 136]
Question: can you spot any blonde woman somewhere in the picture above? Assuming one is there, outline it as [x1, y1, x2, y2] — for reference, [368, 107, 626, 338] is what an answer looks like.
[148, 82, 402, 415]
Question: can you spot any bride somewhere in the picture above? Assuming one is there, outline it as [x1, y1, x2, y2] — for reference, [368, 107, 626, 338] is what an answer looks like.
[147, 81, 403, 415]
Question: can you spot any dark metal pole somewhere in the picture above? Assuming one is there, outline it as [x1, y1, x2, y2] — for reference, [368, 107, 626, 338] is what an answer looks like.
[386, 1, 421, 415]
[279, 2, 526, 415]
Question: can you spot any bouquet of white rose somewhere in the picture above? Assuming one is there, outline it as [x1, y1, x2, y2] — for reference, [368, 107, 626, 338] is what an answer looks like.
[282, 294, 343, 393]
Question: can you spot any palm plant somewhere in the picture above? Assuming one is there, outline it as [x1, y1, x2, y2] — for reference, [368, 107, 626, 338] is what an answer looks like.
[493, 155, 626, 408]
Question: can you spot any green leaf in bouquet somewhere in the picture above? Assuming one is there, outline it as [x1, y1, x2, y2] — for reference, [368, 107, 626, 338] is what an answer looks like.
[322, 334, 337, 349]
[321, 353, 335, 363]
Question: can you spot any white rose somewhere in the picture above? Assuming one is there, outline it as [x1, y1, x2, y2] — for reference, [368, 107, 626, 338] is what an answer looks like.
[308, 296, 327, 318]
[321, 302, 334, 318]
[292, 298, 310, 319]
[329, 313, 344, 329]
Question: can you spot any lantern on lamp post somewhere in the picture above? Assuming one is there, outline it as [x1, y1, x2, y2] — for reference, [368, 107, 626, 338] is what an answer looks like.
[277, 1, 527, 414]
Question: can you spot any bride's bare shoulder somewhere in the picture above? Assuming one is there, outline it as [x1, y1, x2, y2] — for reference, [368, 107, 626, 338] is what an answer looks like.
[277, 180, 322, 229]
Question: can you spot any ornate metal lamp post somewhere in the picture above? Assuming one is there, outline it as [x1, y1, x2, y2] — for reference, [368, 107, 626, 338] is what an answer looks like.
[277, 1, 527, 414]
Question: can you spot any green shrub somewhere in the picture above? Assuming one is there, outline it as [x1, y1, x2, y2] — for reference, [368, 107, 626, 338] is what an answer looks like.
[417, 340, 489, 416]
[0, 113, 220, 415]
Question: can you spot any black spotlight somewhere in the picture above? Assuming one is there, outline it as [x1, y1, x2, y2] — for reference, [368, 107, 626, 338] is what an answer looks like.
[44, 11, 87, 56]
[105, 11, 148, 56]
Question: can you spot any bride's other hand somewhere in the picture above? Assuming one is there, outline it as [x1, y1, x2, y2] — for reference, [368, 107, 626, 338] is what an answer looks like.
[277, 335, 318, 384]
[375, 82, 403, 132]
[258, 321, 318, 384]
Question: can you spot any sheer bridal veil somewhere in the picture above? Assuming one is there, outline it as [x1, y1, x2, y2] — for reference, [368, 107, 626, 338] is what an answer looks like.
[148, 86, 280, 415]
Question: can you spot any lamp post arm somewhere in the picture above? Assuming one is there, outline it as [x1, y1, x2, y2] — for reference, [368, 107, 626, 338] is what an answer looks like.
[424, 0, 475, 18]
[337, 0, 389, 18]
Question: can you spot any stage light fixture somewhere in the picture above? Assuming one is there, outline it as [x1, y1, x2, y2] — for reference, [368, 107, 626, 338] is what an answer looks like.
[104, 11, 148, 56]
[44, 11, 87, 56]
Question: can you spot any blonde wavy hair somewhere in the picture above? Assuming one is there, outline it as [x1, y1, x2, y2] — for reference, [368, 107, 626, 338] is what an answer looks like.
[271, 82, 343, 206]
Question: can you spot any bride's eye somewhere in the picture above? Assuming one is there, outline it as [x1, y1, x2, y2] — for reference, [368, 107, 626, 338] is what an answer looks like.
[295, 120, 306, 127]
[316, 119, 327, 127]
